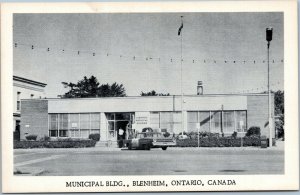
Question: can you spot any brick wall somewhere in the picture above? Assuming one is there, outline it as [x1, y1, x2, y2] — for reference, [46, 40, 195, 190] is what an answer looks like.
[20, 100, 48, 140]
[247, 95, 275, 138]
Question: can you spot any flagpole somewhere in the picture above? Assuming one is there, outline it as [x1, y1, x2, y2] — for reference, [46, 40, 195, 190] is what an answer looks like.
[180, 16, 184, 136]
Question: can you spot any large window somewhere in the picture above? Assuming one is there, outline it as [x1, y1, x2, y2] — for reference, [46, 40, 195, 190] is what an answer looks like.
[150, 112, 160, 130]
[223, 111, 234, 133]
[210, 111, 221, 133]
[49, 113, 100, 138]
[158, 112, 182, 134]
[199, 112, 210, 132]
[172, 112, 182, 134]
[187, 110, 247, 134]
[59, 114, 68, 137]
[91, 113, 101, 134]
[49, 114, 58, 137]
[69, 114, 80, 137]
[235, 111, 247, 132]
[187, 112, 198, 132]
[80, 114, 90, 138]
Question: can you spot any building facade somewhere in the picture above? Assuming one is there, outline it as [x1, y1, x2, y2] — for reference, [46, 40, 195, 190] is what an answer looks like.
[13, 76, 47, 140]
[20, 94, 275, 141]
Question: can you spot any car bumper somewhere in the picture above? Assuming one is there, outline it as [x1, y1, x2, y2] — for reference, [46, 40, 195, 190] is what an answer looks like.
[152, 142, 176, 146]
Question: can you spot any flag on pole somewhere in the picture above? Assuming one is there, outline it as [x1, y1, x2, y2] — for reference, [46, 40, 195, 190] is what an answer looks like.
[178, 21, 183, 36]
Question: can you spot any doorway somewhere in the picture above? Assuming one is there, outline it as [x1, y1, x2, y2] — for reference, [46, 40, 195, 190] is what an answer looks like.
[106, 113, 134, 141]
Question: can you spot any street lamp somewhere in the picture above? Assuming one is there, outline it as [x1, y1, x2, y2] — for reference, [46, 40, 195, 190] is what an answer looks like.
[266, 27, 273, 147]
[178, 16, 184, 136]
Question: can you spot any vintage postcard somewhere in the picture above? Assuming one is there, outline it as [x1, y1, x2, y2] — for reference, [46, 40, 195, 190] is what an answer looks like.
[1, 1, 299, 193]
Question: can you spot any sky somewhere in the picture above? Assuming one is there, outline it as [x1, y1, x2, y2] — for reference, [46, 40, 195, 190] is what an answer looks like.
[13, 13, 284, 98]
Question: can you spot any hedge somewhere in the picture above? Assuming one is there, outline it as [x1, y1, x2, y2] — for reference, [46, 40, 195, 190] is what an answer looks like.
[14, 139, 97, 149]
[176, 136, 262, 147]
[88, 133, 100, 141]
[25, 134, 38, 141]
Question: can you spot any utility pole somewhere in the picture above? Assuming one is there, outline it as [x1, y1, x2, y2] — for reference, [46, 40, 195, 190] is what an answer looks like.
[179, 16, 184, 136]
[266, 27, 273, 147]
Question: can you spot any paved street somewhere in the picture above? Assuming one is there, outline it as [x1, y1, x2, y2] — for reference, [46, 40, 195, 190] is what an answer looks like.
[14, 144, 284, 176]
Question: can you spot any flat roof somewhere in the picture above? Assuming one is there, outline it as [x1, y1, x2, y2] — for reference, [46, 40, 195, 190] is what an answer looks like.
[21, 93, 269, 101]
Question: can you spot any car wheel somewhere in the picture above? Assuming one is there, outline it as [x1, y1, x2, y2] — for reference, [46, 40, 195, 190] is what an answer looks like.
[162, 146, 167, 150]
[144, 144, 151, 150]
[128, 143, 132, 150]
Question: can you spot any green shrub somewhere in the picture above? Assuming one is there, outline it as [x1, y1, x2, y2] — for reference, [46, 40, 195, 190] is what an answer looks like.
[25, 134, 38, 141]
[246, 126, 261, 136]
[175, 135, 261, 147]
[89, 133, 100, 141]
[243, 135, 261, 146]
[39, 135, 50, 141]
[231, 131, 237, 138]
[14, 139, 97, 149]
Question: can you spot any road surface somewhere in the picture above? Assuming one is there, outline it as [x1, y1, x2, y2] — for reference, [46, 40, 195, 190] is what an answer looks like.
[14, 146, 284, 176]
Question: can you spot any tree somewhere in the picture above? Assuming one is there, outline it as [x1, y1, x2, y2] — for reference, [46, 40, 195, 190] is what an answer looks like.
[62, 76, 126, 98]
[274, 90, 284, 138]
[260, 90, 284, 139]
[140, 90, 170, 96]
[274, 90, 284, 115]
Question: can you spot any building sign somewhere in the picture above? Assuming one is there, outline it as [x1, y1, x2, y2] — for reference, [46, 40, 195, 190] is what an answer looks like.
[71, 123, 78, 128]
[135, 117, 148, 125]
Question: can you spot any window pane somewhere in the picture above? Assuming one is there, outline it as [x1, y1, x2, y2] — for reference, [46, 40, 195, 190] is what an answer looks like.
[91, 113, 100, 129]
[70, 129, 80, 137]
[199, 112, 210, 132]
[173, 112, 182, 133]
[150, 112, 160, 129]
[91, 129, 100, 134]
[115, 113, 131, 120]
[106, 113, 115, 120]
[236, 111, 247, 132]
[173, 112, 181, 122]
[59, 130, 68, 137]
[59, 114, 68, 130]
[187, 112, 197, 132]
[160, 112, 172, 132]
[223, 111, 234, 133]
[49, 114, 58, 130]
[187, 123, 196, 132]
[69, 114, 79, 129]
[49, 130, 58, 137]
[81, 129, 89, 138]
[210, 111, 221, 133]
[160, 112, 182, 133]
[80, 113, 90, 130]
[187, 112, 198, 123]
[108, 121, 115, 131]
[173, 123, 182, 134]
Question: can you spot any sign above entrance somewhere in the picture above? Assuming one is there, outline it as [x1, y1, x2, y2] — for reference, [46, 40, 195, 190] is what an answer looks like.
[135, 116, 148, 125]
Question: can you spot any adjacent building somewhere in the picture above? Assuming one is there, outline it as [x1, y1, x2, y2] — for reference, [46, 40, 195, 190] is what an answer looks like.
[20, 94, 275, 142]
[13, 76, 47, 140]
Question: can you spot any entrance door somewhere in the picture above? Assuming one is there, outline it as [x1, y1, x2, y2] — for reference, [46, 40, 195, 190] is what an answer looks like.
[116, 121, 129, 141]
[106, 113, 134, 141]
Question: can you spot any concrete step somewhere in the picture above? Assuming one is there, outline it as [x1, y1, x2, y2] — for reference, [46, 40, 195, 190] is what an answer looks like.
[95, 141, 118, 148]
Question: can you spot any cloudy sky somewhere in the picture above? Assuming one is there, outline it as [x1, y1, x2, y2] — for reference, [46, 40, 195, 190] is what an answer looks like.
[13, 13, 283, 98]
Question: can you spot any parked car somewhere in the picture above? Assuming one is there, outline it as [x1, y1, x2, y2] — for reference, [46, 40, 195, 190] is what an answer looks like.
[123, 127, 176, 150]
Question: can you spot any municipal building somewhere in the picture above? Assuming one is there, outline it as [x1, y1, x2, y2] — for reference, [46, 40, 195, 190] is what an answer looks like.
[20, 94, 275, 142]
